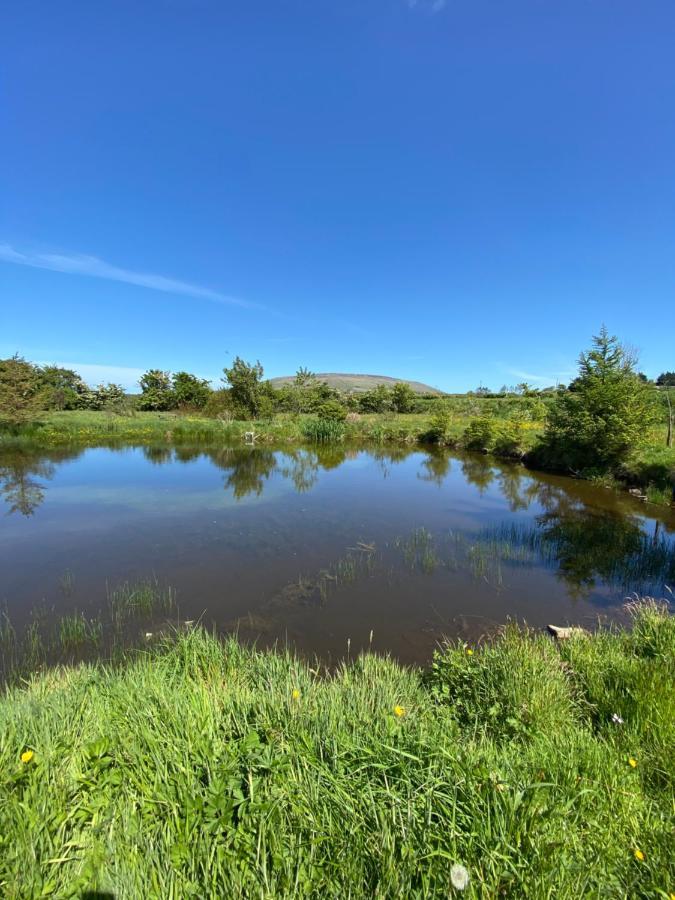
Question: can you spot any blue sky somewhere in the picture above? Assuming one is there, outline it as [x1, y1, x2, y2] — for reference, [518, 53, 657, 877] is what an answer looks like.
[2, 0, 674, 391]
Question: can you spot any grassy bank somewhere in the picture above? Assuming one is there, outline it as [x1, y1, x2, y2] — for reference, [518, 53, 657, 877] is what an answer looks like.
[2, 407, 674, 502]
[1, 601, 673, 897]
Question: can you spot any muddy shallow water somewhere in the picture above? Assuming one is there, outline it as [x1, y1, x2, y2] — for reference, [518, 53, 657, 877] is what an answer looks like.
[1, 443, 673, 664]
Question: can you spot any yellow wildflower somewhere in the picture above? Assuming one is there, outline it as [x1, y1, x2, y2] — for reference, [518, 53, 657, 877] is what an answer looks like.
[20, 750, 34, 764]
[393, 705, 406, 718]
[466, 648, 473, 656]
[633, 848, 645, 862]
[291, 689, 301, 700]
[628, 757, 638, 768]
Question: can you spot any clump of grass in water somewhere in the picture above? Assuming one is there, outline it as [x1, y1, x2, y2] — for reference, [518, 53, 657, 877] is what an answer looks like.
[108, 579, 175, 631]
[1, 579, 177, 684]
[645, 484, 673, 506]
[394, 527, 439, 573]
[58, 611, 103, 652]
[0, 601, 672, 896]
[59, 568, 74, 598]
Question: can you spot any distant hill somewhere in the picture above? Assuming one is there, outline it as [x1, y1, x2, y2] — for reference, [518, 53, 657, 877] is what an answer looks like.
[269, 373, 443, 395]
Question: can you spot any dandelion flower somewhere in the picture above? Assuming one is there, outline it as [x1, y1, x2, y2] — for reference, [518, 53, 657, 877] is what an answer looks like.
[466, 648, 474, 656]
[634, 848, 645, 862]
[611, 713, 624, 725]
[393, 705, 406, 718]
[291, 689, 301, 700]
[450, 863, 470, 891]
[628, 757, 638, 768]
[20, 750, 34, 764]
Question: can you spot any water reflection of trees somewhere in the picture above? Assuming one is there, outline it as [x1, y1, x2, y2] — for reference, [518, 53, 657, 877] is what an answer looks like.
[478, 489, 675, 597]
[460, 456, 495, 494]
[418, 450, 452, 486]
[0, 449, 82, 516]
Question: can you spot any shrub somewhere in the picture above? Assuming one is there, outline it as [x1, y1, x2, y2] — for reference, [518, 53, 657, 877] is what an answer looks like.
[424, 403, 452, 443]
[391, 382, 416, 413]
[463, 417, 497, 452]
[493, 420, 526, 457]
[315, 400, 347, 422]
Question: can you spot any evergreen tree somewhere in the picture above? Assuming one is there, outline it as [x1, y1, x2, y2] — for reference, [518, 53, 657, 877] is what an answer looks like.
[543, 327, 656, 469]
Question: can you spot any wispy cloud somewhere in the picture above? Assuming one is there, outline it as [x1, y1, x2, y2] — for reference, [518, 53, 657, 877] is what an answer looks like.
[406, 0, 447, 13]
[504, 367, 575, 387]
[0, 243, 255, 309]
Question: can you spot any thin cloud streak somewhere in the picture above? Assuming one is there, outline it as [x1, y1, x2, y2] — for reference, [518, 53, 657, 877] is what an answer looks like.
[0, 243, 255, 309]
[407, 0, 447, 13]
[504, 367, 575, 387]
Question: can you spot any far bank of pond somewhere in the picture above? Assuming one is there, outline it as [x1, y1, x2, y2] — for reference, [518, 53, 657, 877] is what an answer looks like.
[1, 441, 673, 676]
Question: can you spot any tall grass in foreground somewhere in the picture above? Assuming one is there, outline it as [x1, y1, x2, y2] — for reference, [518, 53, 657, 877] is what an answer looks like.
[0, 601, 672, 898]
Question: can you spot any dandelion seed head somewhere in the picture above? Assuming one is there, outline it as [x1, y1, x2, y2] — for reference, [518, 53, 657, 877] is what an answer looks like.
[450, 863, 470, 890]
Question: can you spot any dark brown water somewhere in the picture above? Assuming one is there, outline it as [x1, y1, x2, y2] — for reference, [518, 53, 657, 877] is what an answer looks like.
[1, 443, 673, 663]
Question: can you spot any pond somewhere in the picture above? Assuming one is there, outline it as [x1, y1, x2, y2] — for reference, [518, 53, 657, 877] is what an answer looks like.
[1, 443, 674, 666]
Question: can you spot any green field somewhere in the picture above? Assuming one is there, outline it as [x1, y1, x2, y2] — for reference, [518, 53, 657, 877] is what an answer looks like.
[1, 600, 672, 897]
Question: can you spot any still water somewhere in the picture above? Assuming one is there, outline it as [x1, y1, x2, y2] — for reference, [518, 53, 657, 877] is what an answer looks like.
[1, 444, 673, 663]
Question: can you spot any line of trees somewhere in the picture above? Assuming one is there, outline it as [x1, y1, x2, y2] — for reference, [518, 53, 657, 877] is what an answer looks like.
[1, 337, 673, 462]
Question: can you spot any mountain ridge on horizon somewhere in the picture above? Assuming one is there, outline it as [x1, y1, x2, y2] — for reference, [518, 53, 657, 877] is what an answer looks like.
[269, 373, 443, 395]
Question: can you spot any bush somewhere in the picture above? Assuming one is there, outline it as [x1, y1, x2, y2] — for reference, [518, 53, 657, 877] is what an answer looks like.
[493, 420, 526, 457]
[463, 417, 496, 452]
[315, 400, 347, 422]
[424, 403, 452, 443]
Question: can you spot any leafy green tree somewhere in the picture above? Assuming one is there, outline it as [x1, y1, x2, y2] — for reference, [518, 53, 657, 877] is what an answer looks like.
[542, 327, 657, 470]
[38, 365, 88, 410]
[656, 371, 675, 386]
[172, 371, 211, 409]
[391, 382, 416, 413]
[358, 384, 391, 413]
[294, 367, 316, 388]
[0, 355, 45, 426]
[83, 383, 127, 412]
[222, 357, 265, 417]
[138, 370, 174, 411]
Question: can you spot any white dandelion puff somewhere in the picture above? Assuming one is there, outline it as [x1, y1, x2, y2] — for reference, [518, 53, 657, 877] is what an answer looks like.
[450, 863, 470, 891]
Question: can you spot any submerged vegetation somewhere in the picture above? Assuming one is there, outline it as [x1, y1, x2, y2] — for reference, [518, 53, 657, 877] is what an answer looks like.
[0, 579, 175, 683]
[0, 601, 672, 897]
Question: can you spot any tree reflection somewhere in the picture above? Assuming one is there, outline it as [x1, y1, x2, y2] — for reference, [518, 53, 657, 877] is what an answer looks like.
[479, 487, 675, 596]
[461, 456, 495, 494]
[0, 449, 81, 516]
[418, 450, 452, 486]
[212, 448, 278, 500]
[535, 503, 675, 595]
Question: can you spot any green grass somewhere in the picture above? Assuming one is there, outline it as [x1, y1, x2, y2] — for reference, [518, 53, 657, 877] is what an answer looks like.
[2, 407, 674, 499]
[0, 601, 672, 898]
